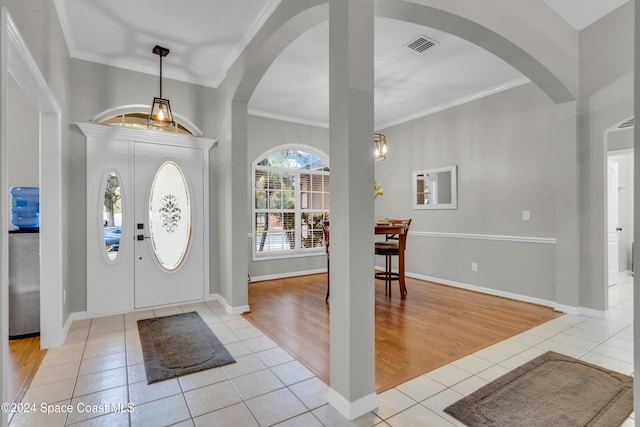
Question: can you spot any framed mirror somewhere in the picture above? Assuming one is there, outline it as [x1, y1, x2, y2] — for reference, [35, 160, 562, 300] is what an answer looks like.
[413, 165, 457, 209]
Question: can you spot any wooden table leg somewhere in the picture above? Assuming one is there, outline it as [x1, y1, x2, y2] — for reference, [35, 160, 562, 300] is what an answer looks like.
[399, 238, 407, 298]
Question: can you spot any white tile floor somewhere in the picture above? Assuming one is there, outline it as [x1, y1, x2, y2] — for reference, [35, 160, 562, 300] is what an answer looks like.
[8, 275, 635, 426]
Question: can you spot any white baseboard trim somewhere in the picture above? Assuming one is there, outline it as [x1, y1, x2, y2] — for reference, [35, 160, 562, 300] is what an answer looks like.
[53, 311, 89, 348]
[212, 294, 251, 315]
[405, 272, 616, 319]
[327, 389, 378, 420]
[250, 268, 326, 283]
[577, 306, 607, 319]
[205, 293, 223, 302]
[67, 311, 90, 322]
[406, 272, 559, 310]
[225, 304, 251, 315]
[554, 305, 605, 319]
[408, 273, 613, 318]
[62, 310, 89, 338]
[553, 304, 580, 316]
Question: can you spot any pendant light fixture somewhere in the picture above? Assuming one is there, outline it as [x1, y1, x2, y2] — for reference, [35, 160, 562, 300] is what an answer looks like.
[374, 133, 388, 161]
[148, 45, 175, 129]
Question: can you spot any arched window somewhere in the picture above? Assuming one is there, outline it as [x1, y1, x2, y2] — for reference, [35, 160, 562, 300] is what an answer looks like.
[91, 104, 204, 136]
[253, 146, 329, 259]
[102, 112, 192, 134]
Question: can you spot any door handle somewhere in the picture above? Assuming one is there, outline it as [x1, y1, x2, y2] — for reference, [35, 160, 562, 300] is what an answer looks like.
[617, 227, 623, 231]
[136, 235, 150, 241]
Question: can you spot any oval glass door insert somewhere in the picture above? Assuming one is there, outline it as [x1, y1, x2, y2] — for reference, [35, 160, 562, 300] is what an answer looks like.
[149, 161, 192, 271]
[103, 170, 122, 262]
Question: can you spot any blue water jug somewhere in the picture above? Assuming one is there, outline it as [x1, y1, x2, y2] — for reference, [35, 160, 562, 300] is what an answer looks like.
[10, 187, 39, 229]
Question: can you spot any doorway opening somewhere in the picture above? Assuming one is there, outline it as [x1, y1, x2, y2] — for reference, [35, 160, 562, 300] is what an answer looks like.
[605, 118, 634, 310]
[1, 8, 64, 422]
[6, 72, 43, 409]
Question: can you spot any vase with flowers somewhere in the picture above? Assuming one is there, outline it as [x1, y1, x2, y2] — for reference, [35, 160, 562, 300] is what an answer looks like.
[374, 180, 384, 199]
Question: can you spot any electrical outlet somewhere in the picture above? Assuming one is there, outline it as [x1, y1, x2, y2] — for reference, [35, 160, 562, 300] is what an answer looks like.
[471, 262, 478, 272]
[523, 210, 530, 221]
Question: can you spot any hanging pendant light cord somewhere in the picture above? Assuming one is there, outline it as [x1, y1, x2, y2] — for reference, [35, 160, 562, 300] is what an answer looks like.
[159, 52, 163, 99]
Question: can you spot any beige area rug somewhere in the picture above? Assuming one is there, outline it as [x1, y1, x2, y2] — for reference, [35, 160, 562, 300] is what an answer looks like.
[138, 311, 235, 384]
[444, 351, 633, 427]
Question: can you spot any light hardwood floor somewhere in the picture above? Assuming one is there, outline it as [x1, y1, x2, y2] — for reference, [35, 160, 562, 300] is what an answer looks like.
[8, 335, 46, 405]
[243, 273, 563, 392]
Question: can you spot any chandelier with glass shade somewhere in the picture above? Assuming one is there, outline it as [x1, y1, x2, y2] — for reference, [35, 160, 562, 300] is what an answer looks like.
[148, 45, 175, 130]
[374, 133, 388, 161]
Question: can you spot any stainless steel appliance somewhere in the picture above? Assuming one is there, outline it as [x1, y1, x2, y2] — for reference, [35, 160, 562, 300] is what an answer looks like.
[8, 230, 40, 338]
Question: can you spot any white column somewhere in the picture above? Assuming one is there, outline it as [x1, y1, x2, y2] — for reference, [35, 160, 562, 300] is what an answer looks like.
[327, 0, 377, 420]
[221, 100, 250, 314]
[553, 100, 580, 311]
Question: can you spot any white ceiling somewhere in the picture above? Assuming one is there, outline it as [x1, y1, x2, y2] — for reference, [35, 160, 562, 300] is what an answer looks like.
[248, 19, 527, 129]
[54, 0, 627, 130]
[542, 0, 629, 31]
[53, 0, 280, 88]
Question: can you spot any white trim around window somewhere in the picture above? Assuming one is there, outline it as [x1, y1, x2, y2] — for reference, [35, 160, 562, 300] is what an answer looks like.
[251, 144, 329, 261]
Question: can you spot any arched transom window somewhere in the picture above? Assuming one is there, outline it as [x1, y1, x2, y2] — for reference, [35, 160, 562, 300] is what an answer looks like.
[102, 112, 192, 134]
[91, 105, 204, 136]
[253, 147, 330, 259]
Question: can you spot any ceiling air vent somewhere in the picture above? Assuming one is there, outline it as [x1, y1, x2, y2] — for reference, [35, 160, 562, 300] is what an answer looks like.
[405, 35, 438, 53]
[618, 117, 634, 129]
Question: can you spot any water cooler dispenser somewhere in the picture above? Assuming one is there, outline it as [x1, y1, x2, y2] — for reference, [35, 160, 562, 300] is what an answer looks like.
[8, 187, 40, 338]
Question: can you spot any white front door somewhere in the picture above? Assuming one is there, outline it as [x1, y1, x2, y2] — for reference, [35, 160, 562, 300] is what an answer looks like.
[82, 123, 213, 316]
[134, 141, 206, 308]
[607, 160, 619, 286]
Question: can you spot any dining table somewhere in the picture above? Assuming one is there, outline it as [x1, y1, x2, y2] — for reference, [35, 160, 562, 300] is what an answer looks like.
[375, 222, 408, 298]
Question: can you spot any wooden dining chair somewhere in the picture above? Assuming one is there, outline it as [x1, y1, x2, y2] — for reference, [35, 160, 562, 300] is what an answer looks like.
[375, 219, 411, 296]
[320, 220, 330, 303]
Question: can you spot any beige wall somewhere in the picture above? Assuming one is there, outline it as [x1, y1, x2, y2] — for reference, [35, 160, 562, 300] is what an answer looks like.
[579, 1, 635, 309]
[7, 75, 39, 190]
[375, 82, 558, 301]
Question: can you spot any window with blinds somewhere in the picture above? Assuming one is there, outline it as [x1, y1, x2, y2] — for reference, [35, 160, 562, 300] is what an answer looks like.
[253, 148, 329, 259]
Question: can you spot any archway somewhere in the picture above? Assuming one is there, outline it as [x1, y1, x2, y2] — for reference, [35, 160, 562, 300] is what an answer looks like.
[223, 0, 578, 311]
[222, 0, 578, 418]
[233, 1, 576, 106]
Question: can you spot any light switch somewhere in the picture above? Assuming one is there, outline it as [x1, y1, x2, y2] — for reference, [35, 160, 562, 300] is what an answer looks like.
[523, 210, 530, 221]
